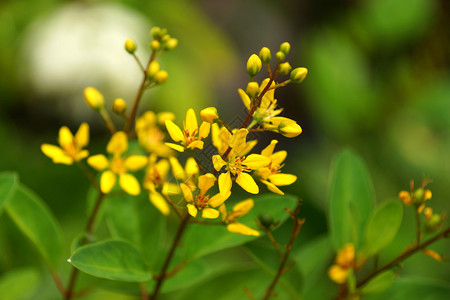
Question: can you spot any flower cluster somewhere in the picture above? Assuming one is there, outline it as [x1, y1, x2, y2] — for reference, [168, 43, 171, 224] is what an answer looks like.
[41, 27, 308, 236]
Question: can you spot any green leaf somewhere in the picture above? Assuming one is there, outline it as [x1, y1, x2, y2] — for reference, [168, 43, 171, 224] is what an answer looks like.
[0, 172, 18, 216]
[361, 270, 396, 295]
[328, 149, 376, 250]
[70, 240, 151, 282]
[363, 200, 403, 256]
[364, 277, 450, 300]
[181, 194, 297, 261]
[105, 192, 166, 272]
[0, 267, 40, 300]
[5, 184, 63, 268]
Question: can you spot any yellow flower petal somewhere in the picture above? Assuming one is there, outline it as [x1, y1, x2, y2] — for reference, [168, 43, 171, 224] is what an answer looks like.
[238, 88, 251, 110]
[328, 265, 348, 284]
[162, 182, 180, 195]
[198, 174, 216, 195]
[166, 142, 185, 152]
[271, 150, 287, 166]
[75, 123, 89, 148]
[185, 157, 199, 178]
[87, 154, 109, 171]
[155, 159, 170, 178]
[243, 154, 271, 170]
[169, 157, 185, 179]
[269, 174, 297, 186]
[261, 179, 284, 195]
[180, 183, 193, 202]
[100, 171, 116, 194]
[107, 131, 128, 155]
[229, 129, 249, 150]
[185, 108, 198, 135]
[41, 144, 74, 165]
[58, 126, 74, 151]
[75, 150, 89, 161]
[187, 140, 204, 150]
[198, 122, 210, 139]
[219, 204, 227, 221]
[202, 208, 219, 219]
[261, 140, 278, 157]
[209, 191, 230, 208]
[165, 120, 185, 142]
[187, 204, 198, 218]
[125, 155, 148, 171]
[236, 172, 259, 194]
[233, 198, 254, 215]
[157, 112, 175, 124]
[149, 192, 170, 215]
[218, 171, 232, 196]
[227, 222, 260, 236]
[212, 155, 227, 171]
[119, 173, 141, 195]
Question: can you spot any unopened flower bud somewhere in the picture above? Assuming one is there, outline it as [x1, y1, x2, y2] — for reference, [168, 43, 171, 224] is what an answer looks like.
[279, 62, 292, 75]
[150, 40, 160, 51]
[414, 188, 424, 203]
[84, 87, 105, 110]
[151, 27, 161, 39]
[399, 191, 412, 206]
[275, 51, 285, 62]
[154, 70, 168, 84]
[246, 54, 262, 77]
[200, 107, 219, 123]
[246, 81, 260, 98]
[147, 61, 161, 78]
[259, 47, 271, 64]
[426, 214, 443, 231]
[124, 38, 136, 54]
[279, 42, 291, 55]
[290, 67, 308, 83]
[258, 213, 275, 230]
[112, 98, 127, 114]
[164, 38, 178, 51]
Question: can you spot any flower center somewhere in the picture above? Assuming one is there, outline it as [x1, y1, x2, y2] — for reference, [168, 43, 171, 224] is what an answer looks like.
[194, 194, 210, 209]
[111, 156, 127, 174]
[228, 156, 249, 176]
[184, 128, 199, 146]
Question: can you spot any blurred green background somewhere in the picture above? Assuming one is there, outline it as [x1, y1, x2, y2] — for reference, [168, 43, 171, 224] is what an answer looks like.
[0, 0, 449, 299]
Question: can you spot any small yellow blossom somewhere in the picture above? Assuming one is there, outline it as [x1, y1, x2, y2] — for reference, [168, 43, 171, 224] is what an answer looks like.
[254, 140, 297, 195]
[165, 108, 210, 152]
[211, 124, 257, 157]
[143, 154, 179, 215]
[200, 107, 219, 123]
[398, 190, 413, 206]
[41, 123, 89, 165]
[219, 199, 260, 236]
[135, 111, 174, 157]
[180, 173, 230, 219]
[87, 131, 147, 195]
[112, 98, 127, 114]
[84, 87, 105, 110]
[328, 243, 355, 284]
[169, 156, 199, 188]
[422, 249, 443, 262]
[212, 129, 270, 196]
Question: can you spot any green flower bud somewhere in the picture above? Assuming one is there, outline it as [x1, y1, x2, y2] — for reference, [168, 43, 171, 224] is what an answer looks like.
[258, 213, 275, 230]
[124, 38, 136, 54]
[246, 54, 262, 77]
[275, 51, 285, 62]
[164, 38, 178, 51]
[150, 40, 160, 51]
[154, 70, 168, 84]
[151, 27, 161, 39]
[414, 188, 424, 203]
[426, 214, 443, 232]
[259, 47, 271, 64]
[246, 81, 260, 98]
[161, 34, 170, 43]
[147, 61, 161, 78]
[279, 42, 291, 55]
[279, 62, 292, 75]
[290, 67, 308, 83]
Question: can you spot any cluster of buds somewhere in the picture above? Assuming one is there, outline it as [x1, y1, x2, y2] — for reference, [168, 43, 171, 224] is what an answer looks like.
[41, 29, 308, 236]
[398, 179, 433, 214]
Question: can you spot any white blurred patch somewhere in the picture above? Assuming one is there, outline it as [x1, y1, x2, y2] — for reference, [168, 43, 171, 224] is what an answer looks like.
[19, 2, 151, 123]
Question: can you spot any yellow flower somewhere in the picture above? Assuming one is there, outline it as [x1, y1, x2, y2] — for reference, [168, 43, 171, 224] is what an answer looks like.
[180, 173, 230, 219]
[135, 111, 174, 157]
[398, 190, 413, 206]
[143, 154, 179, 215]
[254, 140, 297, 195]
[165, 108, 210, 152]
[212, 129, 270, 196]
[219, 199, 260, 236]
[87, 131, 148, 195]
[211, 124, 257, 157]
[200, 107, 219, 123]
[41, 123, 89, 165]
[328, 243, 355, 284]
[169, 156, 199, 188]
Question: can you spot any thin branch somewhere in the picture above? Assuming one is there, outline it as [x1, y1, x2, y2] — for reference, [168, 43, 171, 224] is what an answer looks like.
[266, 231, 283, 260]
[162, 194, 183, 219]
[415, 210, 421, 245]
[140, 282, 149, 300]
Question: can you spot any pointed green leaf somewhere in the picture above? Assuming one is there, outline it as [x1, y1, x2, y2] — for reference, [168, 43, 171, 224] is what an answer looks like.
[0, 267, 40, 300]
[70, 240, 151, 282]
[361, 270, 396, 295]
[0, 172, 18, 216]
[5, 184, 63, 268]
[182, 194, 297, 261]
[328, 149, 375, 250]
[364, 200, 403, 256]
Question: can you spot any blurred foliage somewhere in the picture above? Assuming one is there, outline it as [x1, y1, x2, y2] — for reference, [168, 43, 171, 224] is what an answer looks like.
[0, 0, 449, 299]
